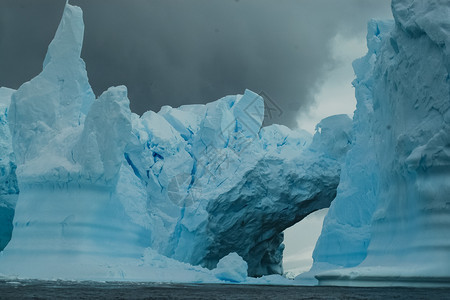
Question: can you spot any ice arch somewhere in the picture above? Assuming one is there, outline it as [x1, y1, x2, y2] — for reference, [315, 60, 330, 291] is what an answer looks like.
[0, 2, 352, 278]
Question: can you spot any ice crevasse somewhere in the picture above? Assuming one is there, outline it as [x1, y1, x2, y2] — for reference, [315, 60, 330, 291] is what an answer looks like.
[0, 3, 352, 280]
[300, 0, 450, 287]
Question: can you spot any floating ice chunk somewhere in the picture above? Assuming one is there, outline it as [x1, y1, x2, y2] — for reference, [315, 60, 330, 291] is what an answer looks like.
[214, 252, 248, 283]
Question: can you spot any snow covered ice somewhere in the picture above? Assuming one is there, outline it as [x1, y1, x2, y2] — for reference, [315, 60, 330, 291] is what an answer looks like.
[0, 2, 351, 281]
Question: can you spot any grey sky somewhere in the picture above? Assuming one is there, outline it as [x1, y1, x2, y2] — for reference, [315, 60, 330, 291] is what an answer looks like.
[0, 0, 391, 128]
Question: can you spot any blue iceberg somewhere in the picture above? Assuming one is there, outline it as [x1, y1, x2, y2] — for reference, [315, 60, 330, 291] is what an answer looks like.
[0, 3, 351, 280]
[303, 0, 450, 287]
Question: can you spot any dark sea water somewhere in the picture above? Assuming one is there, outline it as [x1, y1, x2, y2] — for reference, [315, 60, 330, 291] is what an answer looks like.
[0, 280, 449, 299]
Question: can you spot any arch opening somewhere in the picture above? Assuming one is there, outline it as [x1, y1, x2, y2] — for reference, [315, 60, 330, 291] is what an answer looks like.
[282, 208, 328, 279]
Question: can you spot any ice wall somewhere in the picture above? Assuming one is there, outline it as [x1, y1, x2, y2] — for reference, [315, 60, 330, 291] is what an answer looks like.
[312, 0, 450, 286]
[297, 19, 394, 284]
[0, 88, 18, 251]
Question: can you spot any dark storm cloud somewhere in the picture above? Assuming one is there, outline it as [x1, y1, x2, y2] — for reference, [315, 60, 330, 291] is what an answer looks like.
[0, 0, 391, 127]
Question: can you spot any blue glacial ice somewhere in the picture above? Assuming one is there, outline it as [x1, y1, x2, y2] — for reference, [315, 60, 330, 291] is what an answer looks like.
[5, 0, 448, 286]
[214, 252, 248, 283]
[296, 19, 395, 285]
[124, 95, 351, 277]
[302, 0, 450, 287]
[0, 88, 18, 251]
[0, 3, 352, 281]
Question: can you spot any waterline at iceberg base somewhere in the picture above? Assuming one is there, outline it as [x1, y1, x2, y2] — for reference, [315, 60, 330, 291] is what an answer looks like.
[0, 3, 351, 282]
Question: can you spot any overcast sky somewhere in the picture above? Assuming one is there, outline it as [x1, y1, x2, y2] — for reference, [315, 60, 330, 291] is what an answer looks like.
[0, 0, 391, 131]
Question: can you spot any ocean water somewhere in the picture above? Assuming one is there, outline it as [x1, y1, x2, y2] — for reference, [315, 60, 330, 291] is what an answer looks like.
[0, 280, 449, 299]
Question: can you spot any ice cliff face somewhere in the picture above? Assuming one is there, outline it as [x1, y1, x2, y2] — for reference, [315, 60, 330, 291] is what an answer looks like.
[297, 20, 394, 284]
[0, 3, 352, 279]
[0, 88, 18, 251]
[309, 0, 450, 286]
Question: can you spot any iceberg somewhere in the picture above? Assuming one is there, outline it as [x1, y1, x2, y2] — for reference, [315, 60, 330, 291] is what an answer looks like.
[0, 2, 352, 280]
[305, 0, 450, 287]
[6, 0, 449, 286]
[0, 88, 18, 251]
[0, 4, 147, 279]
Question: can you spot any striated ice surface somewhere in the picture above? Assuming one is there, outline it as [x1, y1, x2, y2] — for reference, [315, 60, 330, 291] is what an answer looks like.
[0, 2, 352, 281]
[297, 19, 394, 285]
[0, 88, 18, 251]
[306, 0, 450, 287]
